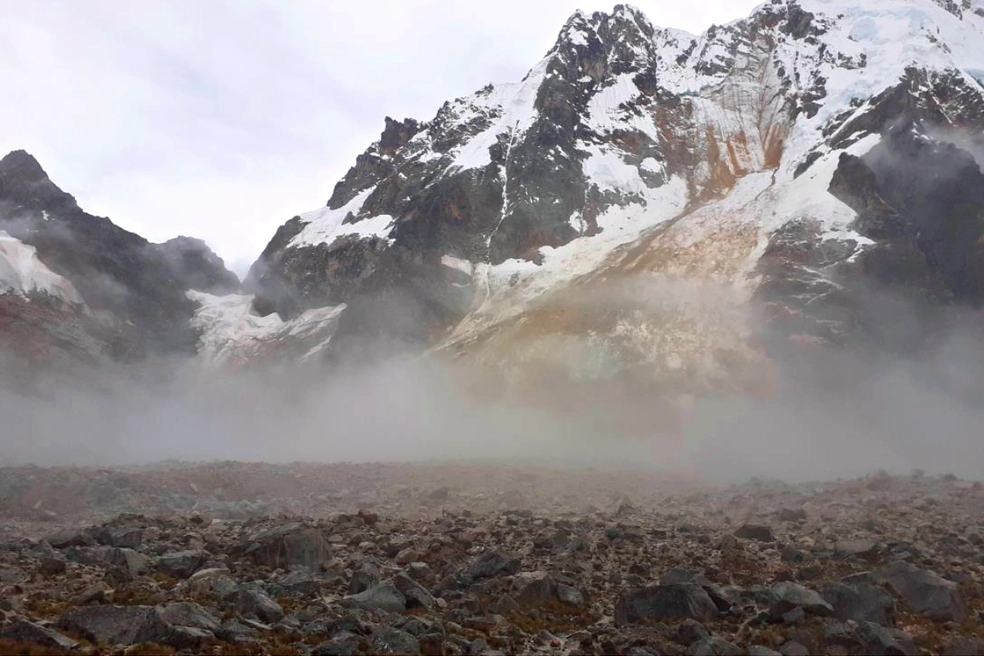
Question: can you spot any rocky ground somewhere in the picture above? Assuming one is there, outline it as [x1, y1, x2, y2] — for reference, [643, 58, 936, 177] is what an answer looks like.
[0, 461, 982, 655]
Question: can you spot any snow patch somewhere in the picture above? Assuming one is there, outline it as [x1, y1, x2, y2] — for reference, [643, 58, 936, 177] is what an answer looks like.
[290, 187, 395, 248]
[0, 231, 82, 303]
[187, 291, 346, 365]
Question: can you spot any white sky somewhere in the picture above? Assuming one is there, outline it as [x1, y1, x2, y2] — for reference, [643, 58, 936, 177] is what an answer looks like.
[0, 0, 760, 277]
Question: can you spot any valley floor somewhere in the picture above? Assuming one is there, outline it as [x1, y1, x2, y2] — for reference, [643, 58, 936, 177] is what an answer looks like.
[0, 462, 981, 654]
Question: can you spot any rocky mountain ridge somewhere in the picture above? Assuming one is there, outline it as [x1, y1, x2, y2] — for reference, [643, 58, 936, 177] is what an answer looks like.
[0, 150, 238, 386]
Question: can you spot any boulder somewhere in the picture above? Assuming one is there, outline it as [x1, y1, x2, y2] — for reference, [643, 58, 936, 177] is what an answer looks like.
[342, 581, 407, 613]
[770, 582, 833, 618]
[245, 524, 330, 571]
[615, 584, 718, 627]
[58, 605, 170, 646]
[857, 621, 918, 656]
[0, 619, 79, 651]
[157, 549, 207, 579]
[349, 562, 381, 594]
[371, 627, 420, 654]
[734, 524, 775, 542]
[234, 588, 285, 623]
[464, 550, 522, 582]
[821, 575, 895, 625]
[393, 572, 436, 610]
[689, 636, 742, 655]
[157, 601, 221, 632]
[877, 562, 968, 622]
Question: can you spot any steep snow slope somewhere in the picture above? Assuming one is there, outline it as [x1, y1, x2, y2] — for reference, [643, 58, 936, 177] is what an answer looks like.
[0, 231, 82, 303]
[234, 0, 984, 400]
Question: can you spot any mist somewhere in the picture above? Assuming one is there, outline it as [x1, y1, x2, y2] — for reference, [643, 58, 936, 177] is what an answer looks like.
[2, 275, 983, 485]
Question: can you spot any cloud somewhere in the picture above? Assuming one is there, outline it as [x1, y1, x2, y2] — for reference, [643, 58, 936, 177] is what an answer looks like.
[0, 0, 759, 270]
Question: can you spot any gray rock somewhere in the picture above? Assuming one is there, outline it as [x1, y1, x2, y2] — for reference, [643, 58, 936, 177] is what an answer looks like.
[557, 582, 585, 606]
[0, 619, 80, 651]
[834, 539, 878, 559]
[877, 561, 968, 622]
[689, 636, 741, 656]
[342, 581, 407, 613]
[615, 584, 718, 627]
[464, 550, 522, 582]
[45, 529, 94, 549]
[748, 647, 783, 656]
[164, 625, 214, 649]
[779, 642, 810, 656]
[58, 605, 170, 646]
[770, 582, 833, 618]
[393, 572, 436, 609]
[857, 621, 918, 656]
[158, 601, 221, 632]
[107, 547, 150, 578]
[39, 556, 67, 575]
[349, 562, 381, 594]
[157, 549, 207, 579]
[188, 568, 240, 598]
[778, 508, 807, 522]
[371, 628, 420, 655]
[944, 637, 984, 656]
[734, 524, 775, 542]
[215, 618, 257, 643]
[821, 578, 895, 625]
[674, 619, 709, 645]
[245, 524, 330, 571]
[279, 569, 327, 596]
[234, 588, 285, 623]
[94, 526, 143, 549]
[513, 571, 558, 607]
[313, 633, 362, 656]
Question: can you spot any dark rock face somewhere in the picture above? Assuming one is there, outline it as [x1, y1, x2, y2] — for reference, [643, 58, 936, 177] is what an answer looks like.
[757, 66, 984, 355]
[0, 150, 237, 367]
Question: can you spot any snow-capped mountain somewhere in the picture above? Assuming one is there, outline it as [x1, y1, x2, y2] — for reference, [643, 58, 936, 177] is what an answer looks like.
[200, 0, 984, 396]
[0, 150, 238, 385]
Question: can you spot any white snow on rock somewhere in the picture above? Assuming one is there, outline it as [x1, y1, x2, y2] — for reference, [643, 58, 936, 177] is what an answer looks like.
[187, 291, 345, 365]
[581, 144, 648, 193]
[0, 231, 82, 303]
[289, 187, 395, 249]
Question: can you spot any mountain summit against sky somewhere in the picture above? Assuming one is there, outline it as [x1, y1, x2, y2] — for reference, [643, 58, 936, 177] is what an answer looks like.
[3, 0, 984, 395]
[0, 150, 237, 384]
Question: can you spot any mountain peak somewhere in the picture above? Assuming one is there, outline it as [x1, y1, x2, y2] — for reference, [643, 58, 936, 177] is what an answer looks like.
[0, 150, 48, 183]
[0, 150, 78, 213]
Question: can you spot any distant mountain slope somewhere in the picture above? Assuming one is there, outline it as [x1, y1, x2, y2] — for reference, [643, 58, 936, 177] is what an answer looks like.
[0, 150, 238, 381]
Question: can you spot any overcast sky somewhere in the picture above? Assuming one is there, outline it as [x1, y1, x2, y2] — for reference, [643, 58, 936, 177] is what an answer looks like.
[1, 0, 759, 277]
